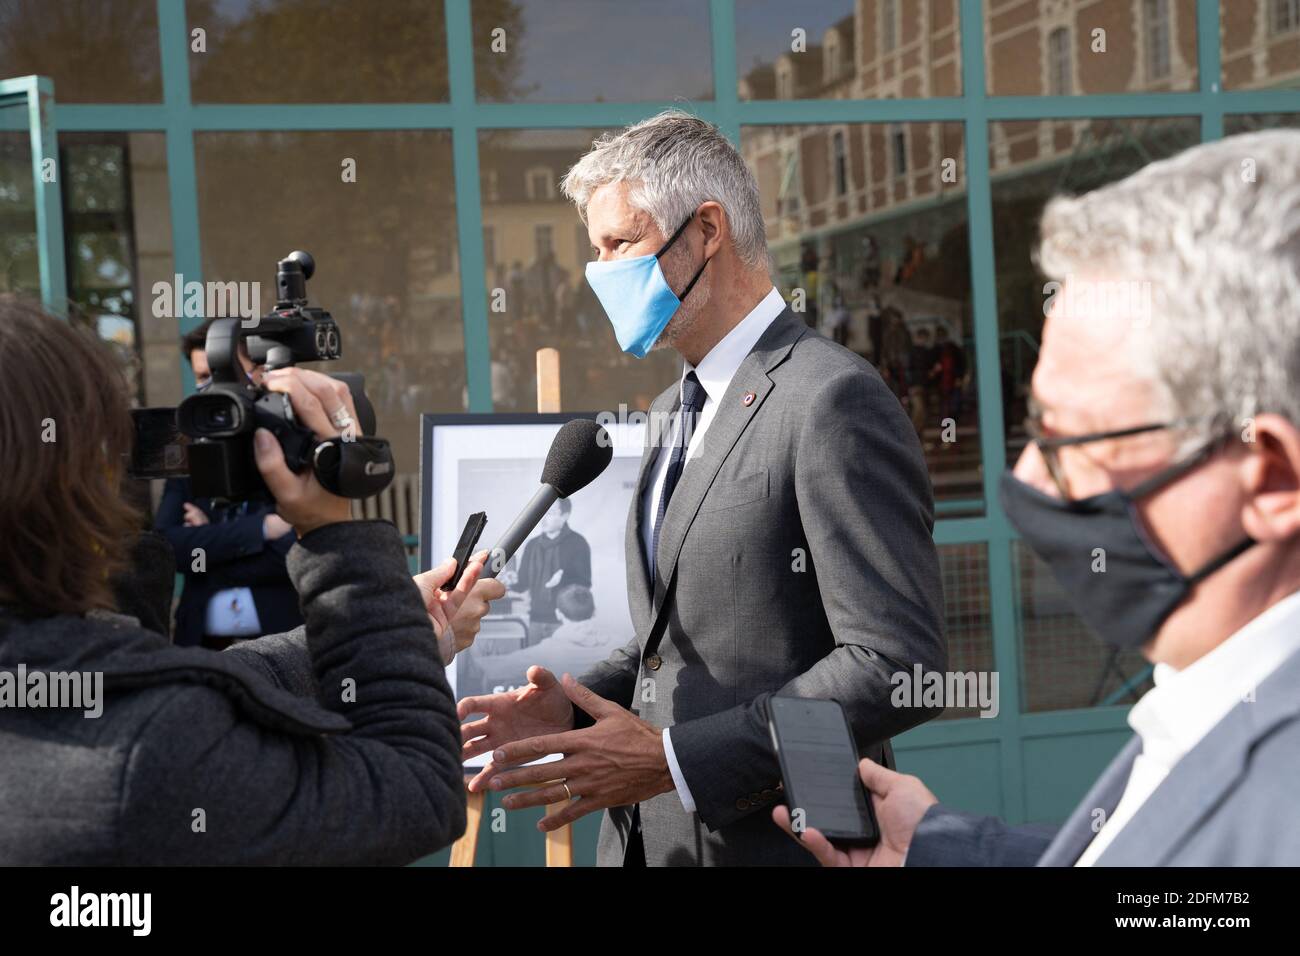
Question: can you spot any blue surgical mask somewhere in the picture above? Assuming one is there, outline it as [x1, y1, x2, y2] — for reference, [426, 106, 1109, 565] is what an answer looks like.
[584, 213, 710, 358]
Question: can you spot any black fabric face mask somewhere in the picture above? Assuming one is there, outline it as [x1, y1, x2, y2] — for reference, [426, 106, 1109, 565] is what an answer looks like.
[999, 440, 1255, 650]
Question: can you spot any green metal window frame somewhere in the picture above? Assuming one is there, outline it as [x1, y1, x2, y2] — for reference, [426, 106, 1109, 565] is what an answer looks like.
[0, 74, 66, 313]
[16, 0, 1297, 826]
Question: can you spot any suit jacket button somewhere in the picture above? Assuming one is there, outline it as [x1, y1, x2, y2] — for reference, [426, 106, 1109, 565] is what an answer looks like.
[645, 654, 662, 671]
[749, 792, 762, 804]
[761, 789, 775, 801]
[735, 798, 750, 811]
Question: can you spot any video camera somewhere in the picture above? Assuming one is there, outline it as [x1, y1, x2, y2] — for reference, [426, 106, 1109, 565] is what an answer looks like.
[129, 251, 395, 502]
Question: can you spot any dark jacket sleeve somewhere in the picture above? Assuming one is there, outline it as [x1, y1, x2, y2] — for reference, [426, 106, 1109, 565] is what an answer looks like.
[117, 520, 467, 865]
[562, 532, 592, 589]
[154, 479, 269, 570]
[222, 626, 317, 699]
[204, 530, 296, 588]
[668, 366, 948, 830]
[905, 805, 1057, 867]
[572, 634, 642, 726]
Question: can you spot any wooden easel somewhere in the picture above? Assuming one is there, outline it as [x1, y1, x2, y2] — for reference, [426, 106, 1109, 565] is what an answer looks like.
[450, 347, 574, 867]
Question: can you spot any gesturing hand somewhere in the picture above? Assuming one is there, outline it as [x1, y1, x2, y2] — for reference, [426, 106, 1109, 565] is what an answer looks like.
[771, 758, 938, 867]
[459, 666, 575, 770]
[472, 674, 674, 833]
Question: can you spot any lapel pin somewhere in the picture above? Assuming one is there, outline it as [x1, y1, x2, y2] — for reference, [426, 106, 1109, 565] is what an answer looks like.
[742, 391, 756, 406]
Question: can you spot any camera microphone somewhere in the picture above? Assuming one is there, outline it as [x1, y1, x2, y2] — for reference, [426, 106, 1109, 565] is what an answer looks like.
[483, 419, 613, 579]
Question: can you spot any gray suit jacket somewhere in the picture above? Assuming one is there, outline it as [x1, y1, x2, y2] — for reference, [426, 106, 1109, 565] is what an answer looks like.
[906, 642, 1300, 866]
[576, 306, 947, 866]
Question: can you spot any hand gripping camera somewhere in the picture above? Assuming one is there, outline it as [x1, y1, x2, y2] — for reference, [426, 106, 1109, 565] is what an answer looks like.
[174, 251, 395, 501]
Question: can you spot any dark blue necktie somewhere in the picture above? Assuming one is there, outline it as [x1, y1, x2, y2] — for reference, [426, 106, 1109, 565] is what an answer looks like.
[651, 371, 707, 572]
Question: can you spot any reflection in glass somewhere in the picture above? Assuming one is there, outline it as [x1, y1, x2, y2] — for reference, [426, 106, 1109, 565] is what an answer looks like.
[1, 131, 174, 404]
[1016, 541, 1153, 712]
[186, 0, 452, 103]
[986, 0, 1197, 96]
[0, 0, 161, 102]
[1225, 112, 1300, 135]
[473, 0, 713, 103]
[478, 129, 679, 414]
[1221, 0, 1300, 90]
[936, 543, 995, 720]
[195, 131, 464, 484]
[0, 130, 39, 297]
[736, 0, 961, 101]
[61, 133, 175, 406]
[743, 121, 981, 515]
[991, 116, 1200, 472]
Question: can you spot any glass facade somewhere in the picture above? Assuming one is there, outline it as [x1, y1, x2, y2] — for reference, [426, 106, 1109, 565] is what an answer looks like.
[3, 1, 1298, 848]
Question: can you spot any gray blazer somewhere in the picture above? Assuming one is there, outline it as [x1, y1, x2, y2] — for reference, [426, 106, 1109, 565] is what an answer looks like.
[576, 306, 947, 866]
[906, 643, 1300, 866]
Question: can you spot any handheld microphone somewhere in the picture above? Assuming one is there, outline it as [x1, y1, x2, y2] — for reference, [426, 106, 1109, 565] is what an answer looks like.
[484, 418, 613, 579]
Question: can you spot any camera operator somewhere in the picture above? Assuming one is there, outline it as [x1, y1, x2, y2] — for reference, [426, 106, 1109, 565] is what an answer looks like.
[0, 295, 479, 864]
[156, 319, 302, 649]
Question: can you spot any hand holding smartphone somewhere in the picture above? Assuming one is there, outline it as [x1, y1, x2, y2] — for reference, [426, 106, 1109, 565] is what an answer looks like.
[767, 695, 880, 847]
[441, 512, 488, 592]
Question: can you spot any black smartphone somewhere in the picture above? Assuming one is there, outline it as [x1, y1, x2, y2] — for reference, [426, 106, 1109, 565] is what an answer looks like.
[128, 408, 190, 479]
[441, 511, 488, 591]
[767, 695, 879, 847]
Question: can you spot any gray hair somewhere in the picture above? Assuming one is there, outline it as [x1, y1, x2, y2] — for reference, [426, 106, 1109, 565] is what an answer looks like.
[561, 109, 769, 270]
[1037, 129, 1300, 442]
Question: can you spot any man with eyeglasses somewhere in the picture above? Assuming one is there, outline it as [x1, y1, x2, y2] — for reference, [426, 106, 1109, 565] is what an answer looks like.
[774, 129, 1300, 867]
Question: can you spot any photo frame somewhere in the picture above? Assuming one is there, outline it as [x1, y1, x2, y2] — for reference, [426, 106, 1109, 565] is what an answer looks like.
[419, 413, 648, 768]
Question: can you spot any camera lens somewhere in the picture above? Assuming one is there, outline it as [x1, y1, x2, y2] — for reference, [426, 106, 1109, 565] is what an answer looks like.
[176, 391, 247, 439]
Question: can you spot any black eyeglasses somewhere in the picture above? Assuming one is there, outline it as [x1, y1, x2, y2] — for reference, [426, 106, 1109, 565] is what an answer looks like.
[1023, 401, 1231, 500]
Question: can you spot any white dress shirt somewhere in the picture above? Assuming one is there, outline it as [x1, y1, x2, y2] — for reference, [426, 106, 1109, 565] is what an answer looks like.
[643, 286, 786, 813]
[1075, 588, 1300, 865]
[204, 588, 263, 637]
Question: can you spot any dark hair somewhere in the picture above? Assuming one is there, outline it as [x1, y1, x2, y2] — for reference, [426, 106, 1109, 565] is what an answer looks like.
[0, 296, 140, 616]
[555, 584, 594, 622]
[557, 497, 572, 516]
[180, 318, 215, 361]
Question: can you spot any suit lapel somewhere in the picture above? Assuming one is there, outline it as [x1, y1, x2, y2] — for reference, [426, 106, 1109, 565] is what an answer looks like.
[1092, 712, 1255, 866]
[1036, 737, 1140, 866]
[625, 383, 677, 633]
[1044, 644, 1300, 866]
[649, 308, 806, 618]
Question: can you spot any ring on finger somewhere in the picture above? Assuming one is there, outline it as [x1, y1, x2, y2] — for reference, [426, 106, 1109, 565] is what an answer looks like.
[561, 780, 574, 801]
[330, 406, 355, 431]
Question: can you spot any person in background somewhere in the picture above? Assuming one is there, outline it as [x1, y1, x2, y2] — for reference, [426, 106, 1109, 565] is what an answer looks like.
[155, 319, 301, 649]
[775, 130, 1300, 867]
[907, 326, 935, 450]
[930, 324, 967, 434]
[475, 584, 618, 693]
[500, 497, 592, 647]
[828, 287, 851, 348]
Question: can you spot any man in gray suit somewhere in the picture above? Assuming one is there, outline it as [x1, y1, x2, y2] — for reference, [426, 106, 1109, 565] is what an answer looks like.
[458, 110, 947, 865]
[775, 131, 1300, 867]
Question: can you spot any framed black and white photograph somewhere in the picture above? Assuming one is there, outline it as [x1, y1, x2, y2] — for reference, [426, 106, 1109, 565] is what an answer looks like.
[420, 413, 647, 766]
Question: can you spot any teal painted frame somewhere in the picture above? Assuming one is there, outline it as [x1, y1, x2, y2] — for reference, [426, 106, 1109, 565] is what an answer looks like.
[0, 74, 66, 314]
[8, 0, 1293, 837]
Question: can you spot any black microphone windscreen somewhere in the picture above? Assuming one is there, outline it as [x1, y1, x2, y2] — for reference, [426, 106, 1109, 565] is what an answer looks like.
[542, 418, 613, 497]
